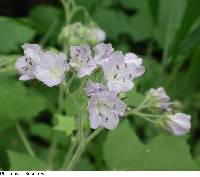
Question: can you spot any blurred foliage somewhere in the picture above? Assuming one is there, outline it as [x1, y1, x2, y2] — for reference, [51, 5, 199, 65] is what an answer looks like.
[0, 0, 200, 171]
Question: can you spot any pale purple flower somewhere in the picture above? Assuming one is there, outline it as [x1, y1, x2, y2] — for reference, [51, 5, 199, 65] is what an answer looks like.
[70, 45, 97, 78]
[149, 87, 171, 111]
[92, 27, 106, 43]
[34, 52, 69, 87]
[94, 43, 114, 65]
[124, 53, 145, 78]
[164, 113, 191, 136]
[15, 43, 42, 81]
[102, 51, 145, 93]
[88, 91, 127, 129]
[85, 81, 106, 96]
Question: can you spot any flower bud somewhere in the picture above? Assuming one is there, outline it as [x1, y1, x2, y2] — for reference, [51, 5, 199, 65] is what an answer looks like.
[58, 23, 106, 47]
[148, 87, 171, 111]
[91, 27, 106, 43]
[163, 113, 191, 136]
[58, 23, 85, 46]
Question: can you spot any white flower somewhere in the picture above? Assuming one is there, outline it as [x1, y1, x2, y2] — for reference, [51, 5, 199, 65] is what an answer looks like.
[15, 43, 42, 81]
[88, 91, 127, 129]
[102, 51, 145, 93]
[34, 52, 69, 87]
[164, 113, 191, 136]
[70, 45, 97, 78]
[85, 80, 106, 96]
[94, 43, 114, 65]
[149, 87, 171, 111]
[92, 27, 106, 43]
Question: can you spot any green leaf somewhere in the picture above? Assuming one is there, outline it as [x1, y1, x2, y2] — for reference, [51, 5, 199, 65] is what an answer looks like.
[29, 5, 62, 34]
[0, 17, 35, 54]
[54, 114, 76, 136]
[0, 76, 45, 132]
[123, 91, 144, 107]
[69, 77, 81, 93]
[141, 56, 165, 90]
[155, 0, 187, 48]
[93, 9, 129, 40]
[64, 90, 87, 116]
[75, 157, 95, 171]
[7, 151, 47, 170]
[30, 123, 53, 142]
[127, 0, 154, 42]
[175, 24, 200, 54]
[104, 120, 198, 170]
[174, 0, 200, 47]
[148, 0, 159, 25]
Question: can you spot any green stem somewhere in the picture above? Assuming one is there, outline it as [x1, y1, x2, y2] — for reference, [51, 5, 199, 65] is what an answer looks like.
[65, 127, 103, 170]
[127, 110, 162, 124]
[65, 144, 83, 171]
[62, 136, 78, 169]
[162, 14, 174, 66]
[48, 85, 64, 169]
[15, 123, 36, 157]
[69, 6, 93, 24]
[64, 83, 84, 144]
[47, 133, 59, 169]
[60, 0, 69, 24]
[40, 19, 59, 46]
[85, 127, 103, 146]
[134, 95, 150, 112]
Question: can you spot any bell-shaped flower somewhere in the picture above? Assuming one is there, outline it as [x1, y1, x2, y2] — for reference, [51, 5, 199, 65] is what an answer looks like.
[34, 52, 69, 87]
[94, 43, 114, 65]
[85, 80, 106, 96]
[70, 45, 97, 78]
[148, 87, 171, 111]
[102, 51, 145, 93]
[15, 43, 42, 81]
[164, 113, 191, 136]
[91, 27, 106, 43]
[88, 91, 127, 129]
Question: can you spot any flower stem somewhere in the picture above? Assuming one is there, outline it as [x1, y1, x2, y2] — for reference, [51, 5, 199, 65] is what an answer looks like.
[127, 110, 163, 124]
[48, 85, 65, 169]
[134, 95, 150, 112]
[65, 127, 103, 170]
[85, 127, 103, 146]
[15, 123, 36, 157]
[62, 135, 78, 169]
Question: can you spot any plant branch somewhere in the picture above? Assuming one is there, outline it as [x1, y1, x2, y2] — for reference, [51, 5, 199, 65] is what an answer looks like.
[65, 127, 103, 170]
[15, 123, 36, 157]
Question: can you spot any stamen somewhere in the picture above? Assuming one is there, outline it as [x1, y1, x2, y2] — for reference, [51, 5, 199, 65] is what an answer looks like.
[125, 63, 127, 68]
[116, 65, 119, 70]
[99, 113, 103, 117]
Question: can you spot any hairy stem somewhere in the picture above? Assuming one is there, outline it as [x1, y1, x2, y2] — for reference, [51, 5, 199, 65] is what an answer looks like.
[134, 95, 150, 112]
[48, 85, 64, 169]
[65, 127, 103, 170]
[62, 136, 78, 169]
[15, 123, 36, 157]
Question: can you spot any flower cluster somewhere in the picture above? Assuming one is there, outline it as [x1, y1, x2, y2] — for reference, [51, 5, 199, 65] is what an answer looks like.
[81, 43, 145, 129]
[15, 43, 69, 87]
[147, 87, 191, 135]
[15, 42, 145, 130]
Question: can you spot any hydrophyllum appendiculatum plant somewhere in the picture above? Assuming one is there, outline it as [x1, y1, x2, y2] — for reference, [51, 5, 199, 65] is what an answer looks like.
[14, 0, 191, 170]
